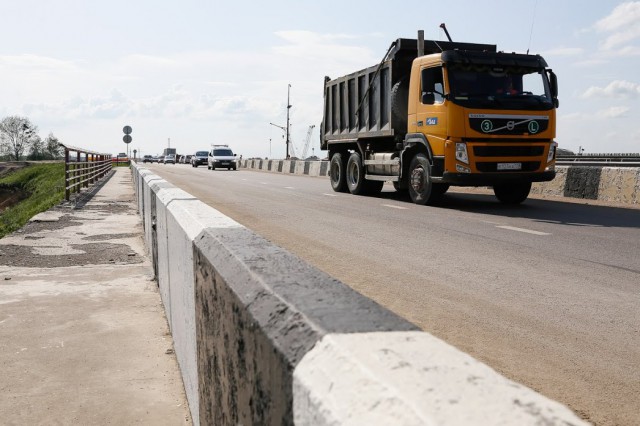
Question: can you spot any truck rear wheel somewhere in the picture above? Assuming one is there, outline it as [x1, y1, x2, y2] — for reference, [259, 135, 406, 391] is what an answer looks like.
[493, 182, 531, 204]
[346, 152, 383, 195]
[330, 153, 348, 192]
[408, 153, 434, 205]
[346, 152, 366, 195]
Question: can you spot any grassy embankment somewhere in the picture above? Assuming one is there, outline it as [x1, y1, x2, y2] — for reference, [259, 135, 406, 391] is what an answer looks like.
[0, 163, 64, 238]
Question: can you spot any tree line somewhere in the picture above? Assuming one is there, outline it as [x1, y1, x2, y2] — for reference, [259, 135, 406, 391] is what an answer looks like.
[0, 116, 62, 161]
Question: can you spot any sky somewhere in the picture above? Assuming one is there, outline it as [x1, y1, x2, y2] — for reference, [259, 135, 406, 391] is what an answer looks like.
[0, 0, 638, 158]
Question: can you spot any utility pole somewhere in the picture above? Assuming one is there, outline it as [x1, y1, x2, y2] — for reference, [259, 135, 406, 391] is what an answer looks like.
[286, 84, 291, 159]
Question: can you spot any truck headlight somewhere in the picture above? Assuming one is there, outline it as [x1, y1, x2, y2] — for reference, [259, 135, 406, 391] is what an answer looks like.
[455, 143, 469, 164]
[547, 142, 557, 163]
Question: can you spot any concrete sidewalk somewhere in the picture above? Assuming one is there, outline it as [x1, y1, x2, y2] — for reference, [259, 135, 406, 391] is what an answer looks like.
[0, 167, 191, 425]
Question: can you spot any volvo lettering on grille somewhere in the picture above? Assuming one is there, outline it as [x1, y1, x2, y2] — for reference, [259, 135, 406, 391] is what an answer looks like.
[469, 114, 549, 135]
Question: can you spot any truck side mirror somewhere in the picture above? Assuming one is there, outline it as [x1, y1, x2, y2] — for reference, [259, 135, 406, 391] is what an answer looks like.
[547, 69, 559, 107]
[421, 92, 435, 105]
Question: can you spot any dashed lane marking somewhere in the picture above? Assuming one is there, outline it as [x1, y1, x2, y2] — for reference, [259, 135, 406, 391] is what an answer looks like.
[496, 225, 550, 236]
[382, 204, 409, 210]
[323, 193, 339, 197]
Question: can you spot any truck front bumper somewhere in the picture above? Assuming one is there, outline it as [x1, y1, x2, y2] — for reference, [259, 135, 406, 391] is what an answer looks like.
[440, 170, 556, 186]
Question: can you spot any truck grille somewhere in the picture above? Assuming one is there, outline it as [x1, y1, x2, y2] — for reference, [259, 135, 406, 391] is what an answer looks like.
[473, 146, 544, 157]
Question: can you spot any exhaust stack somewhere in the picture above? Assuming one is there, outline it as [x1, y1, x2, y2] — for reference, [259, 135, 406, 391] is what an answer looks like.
[439, 23, 453, 42]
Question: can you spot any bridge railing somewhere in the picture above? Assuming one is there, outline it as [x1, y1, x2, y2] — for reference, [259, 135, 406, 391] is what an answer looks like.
[557, 153, 640, 167]
[60, 143, 113, 201]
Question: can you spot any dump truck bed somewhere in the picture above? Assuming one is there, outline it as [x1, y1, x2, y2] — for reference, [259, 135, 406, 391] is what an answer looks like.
[321, 38, 496, 149]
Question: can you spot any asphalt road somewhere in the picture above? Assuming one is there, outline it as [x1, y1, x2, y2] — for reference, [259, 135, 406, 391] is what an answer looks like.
[146, 163, 640, 426]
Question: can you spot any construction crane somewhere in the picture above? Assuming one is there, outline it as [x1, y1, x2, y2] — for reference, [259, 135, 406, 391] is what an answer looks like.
[289, 138, 298, 158]
[301, 125, 316, 159]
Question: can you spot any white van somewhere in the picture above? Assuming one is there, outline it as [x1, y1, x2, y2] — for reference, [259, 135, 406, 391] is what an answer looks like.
[208, 145, 237, 170]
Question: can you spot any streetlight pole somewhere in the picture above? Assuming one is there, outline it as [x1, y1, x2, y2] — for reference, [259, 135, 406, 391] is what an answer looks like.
[269, 122, 286, 158]
[286, 84, 291, 159]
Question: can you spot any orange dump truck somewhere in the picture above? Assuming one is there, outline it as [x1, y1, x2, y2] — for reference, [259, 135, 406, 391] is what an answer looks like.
[321, 31, 559, 204]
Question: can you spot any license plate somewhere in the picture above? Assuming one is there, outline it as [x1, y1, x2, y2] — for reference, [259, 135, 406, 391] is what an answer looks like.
[497, 162, 522, 171]
[221, 162, 229, 165]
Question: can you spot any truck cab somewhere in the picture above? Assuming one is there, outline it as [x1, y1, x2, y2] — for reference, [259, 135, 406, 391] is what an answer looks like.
[405, 50, 557, 202]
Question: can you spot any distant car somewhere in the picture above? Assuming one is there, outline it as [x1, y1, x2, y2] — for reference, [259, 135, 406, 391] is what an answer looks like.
[142, 155, 153, 163]
[164, 154, 176, 164]
[191, 151, 208, 167]
[183, 155, 193, 164]
[158, 156, 165, 164]
[208, 145, 237, 170]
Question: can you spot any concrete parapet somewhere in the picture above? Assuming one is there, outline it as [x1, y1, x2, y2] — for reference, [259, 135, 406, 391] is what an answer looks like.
[531, 166, 566, 197]
[598, 167, 640, 204]
[294, 332, 585, 425]
[131, 163, 587, 425]
[192, 223, 415, 425]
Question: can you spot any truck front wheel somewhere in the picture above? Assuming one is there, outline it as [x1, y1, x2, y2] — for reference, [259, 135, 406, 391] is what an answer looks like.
[408, 153, 434, 205]
[330, 153, 348, 192]
[493, 182, 531, 204]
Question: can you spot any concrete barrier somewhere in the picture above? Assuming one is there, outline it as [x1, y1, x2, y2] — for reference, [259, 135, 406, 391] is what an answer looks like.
[240, 160, 639, 206]
[131, 163, 587, 425]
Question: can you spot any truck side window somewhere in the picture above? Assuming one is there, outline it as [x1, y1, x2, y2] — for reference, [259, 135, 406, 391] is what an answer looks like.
[421, 67, 444, 104]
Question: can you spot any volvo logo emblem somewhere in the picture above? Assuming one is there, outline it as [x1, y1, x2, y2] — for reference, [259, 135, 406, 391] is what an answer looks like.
[506, 121, 515, 131]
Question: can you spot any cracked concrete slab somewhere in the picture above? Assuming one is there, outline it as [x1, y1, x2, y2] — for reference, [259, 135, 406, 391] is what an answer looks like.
[0, 167, 191, 425]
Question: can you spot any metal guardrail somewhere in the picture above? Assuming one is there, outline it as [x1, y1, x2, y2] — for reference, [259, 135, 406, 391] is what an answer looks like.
[60, 143, 112, 201]
[556, 154, 640, 168]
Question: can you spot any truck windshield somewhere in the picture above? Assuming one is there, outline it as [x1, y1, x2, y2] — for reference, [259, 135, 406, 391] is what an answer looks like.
[447, 64, 553, 110]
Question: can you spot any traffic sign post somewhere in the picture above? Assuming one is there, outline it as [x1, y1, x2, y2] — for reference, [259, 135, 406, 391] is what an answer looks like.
[123, 125, 133, 160]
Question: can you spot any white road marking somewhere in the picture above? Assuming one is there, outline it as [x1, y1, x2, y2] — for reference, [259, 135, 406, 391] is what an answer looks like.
[382, 204, 409, 210]
[323, 193, 338, 197]
[567, 222, 602, 227]
[496, 225, 550, 236]
[260, 182, 268, 185]
[481, 220, 501, 225]
[284, 186, 295, 189]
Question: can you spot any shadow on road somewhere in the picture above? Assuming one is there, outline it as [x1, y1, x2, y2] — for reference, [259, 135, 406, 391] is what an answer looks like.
[374, 188, 640, 230]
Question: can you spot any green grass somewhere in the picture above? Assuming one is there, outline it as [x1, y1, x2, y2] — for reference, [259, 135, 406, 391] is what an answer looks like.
[0, 163, 64, 238]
